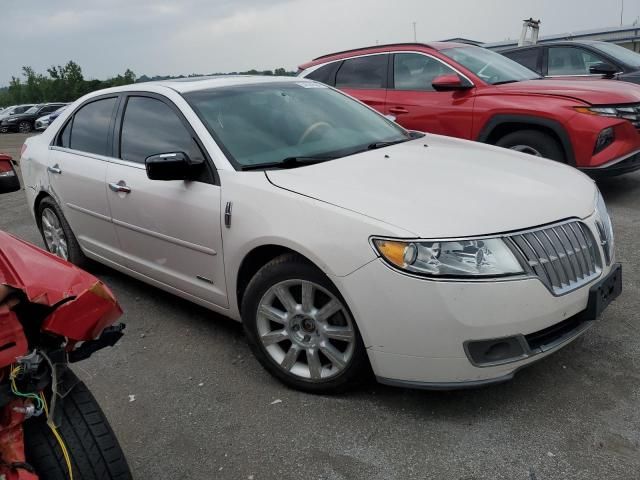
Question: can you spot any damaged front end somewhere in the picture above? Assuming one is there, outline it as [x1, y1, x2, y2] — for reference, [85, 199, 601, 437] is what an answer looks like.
[0, 231, 125, 479]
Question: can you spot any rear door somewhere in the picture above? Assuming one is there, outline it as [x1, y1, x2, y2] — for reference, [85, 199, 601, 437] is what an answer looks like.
[105, 93, 228, 308]
[384, 52, 475, 138]
[334, 54, 389, 113]
[47, 95, 121, 261]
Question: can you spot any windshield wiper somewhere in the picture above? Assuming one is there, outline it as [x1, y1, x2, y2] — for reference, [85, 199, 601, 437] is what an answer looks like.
[240, 155, 337, 171]
[366, 138, 412, 150]
[492, 80, 520, 85]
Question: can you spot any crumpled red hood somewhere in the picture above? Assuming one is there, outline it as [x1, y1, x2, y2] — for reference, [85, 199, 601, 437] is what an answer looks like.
[0, 231, 122, 341]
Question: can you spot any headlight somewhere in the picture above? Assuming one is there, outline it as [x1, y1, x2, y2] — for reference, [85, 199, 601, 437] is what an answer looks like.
[372, 237, 524, 277]
[575, 106, 619, 117]
[594, 190, 614, 264]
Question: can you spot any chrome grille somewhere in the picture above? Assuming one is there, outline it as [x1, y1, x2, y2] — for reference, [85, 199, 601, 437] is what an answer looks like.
[508, 221, 602, 295]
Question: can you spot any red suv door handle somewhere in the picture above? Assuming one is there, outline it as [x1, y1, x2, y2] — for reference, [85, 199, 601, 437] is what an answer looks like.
[388, 106, 409, 114]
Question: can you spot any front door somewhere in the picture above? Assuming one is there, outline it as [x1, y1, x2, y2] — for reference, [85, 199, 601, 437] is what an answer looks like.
[105, 94, 228, 307]
[384, 53, 475, 139]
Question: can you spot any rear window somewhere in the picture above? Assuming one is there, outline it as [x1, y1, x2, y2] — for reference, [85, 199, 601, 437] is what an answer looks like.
[305, 63, 340, 86]
[335, 55, 387, 89]
[503, 48, 540, 73]
[68, 97, 117, 156]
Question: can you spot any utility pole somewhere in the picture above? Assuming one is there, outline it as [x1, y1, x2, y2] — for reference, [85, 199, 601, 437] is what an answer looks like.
[412, 22, 417, 42]
[621, 0, 624, 26]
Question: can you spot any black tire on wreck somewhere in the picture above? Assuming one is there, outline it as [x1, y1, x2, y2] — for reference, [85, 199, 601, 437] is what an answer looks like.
[24, 370, 132, 480]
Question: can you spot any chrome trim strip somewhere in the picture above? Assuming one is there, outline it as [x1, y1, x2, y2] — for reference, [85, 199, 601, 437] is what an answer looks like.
[66, 203, 111, 222]
[112, 218, 217, 256]
[581, 148, 640, 170]
[49, 146, 146, 170]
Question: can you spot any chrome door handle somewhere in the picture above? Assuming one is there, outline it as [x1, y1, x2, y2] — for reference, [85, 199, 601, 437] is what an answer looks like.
[47, 164, 62, 174]
[108, 181, 131, 194]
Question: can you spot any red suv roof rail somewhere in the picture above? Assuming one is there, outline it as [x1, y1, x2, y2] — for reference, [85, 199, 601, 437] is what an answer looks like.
[312, 42, 434, 62]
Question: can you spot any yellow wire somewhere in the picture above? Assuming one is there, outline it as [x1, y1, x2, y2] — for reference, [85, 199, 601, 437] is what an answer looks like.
[39, 392, 74, 480]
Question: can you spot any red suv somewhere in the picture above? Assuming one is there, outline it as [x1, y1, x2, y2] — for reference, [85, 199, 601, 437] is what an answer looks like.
[298, 42, 640, 176]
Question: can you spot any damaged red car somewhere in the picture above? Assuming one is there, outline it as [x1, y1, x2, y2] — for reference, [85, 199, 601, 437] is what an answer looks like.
[0, 153, 131, 480]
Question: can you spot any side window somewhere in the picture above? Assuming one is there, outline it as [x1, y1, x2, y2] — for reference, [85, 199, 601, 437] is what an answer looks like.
[503, 48, 540, 73]
[58, 120, 72, 148]
[393, 53, 458, 91]
[548, 47, 614, 75]
[120, 96, 205, 165]
[335, 55, 387, 89]
[305, 62, 340, 86]
[69, 98, 117, 155]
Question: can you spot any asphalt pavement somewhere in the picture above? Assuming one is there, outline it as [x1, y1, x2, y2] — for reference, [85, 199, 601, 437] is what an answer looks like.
[1, 133, 638, 480]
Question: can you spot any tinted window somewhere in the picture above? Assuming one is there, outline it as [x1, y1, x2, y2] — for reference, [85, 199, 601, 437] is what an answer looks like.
[335, 55, 387, 89]
[58, 120, 72, 148]
[503, 48, 540, 73]
[120, 96, 205, 165]
[305, 63, 340, 86]
[548, 47, 614, 75]
[394, 53, 458, 91]
[40, 105, 59, 115]
[69, 97, 117, 155]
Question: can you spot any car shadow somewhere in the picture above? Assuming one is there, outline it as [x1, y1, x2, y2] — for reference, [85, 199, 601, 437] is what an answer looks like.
[595, 171, 640, 205]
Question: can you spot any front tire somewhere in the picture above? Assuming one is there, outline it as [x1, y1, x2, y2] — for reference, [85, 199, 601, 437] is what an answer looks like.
[496, 129, 565, 162]
[242, 254, 370, 393]
[36, 197, 87, 266]
[24, 370, 132, 480]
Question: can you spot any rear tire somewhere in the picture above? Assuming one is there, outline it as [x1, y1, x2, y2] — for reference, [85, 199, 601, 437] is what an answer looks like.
[36, 196, 87, 267]
[24, 370, 132, 480]
[496, 129, 565, 163]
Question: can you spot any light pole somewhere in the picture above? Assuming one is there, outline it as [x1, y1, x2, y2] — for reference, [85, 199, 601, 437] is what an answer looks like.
[413, 22, 417, 42]
[621, 0, 624, 26]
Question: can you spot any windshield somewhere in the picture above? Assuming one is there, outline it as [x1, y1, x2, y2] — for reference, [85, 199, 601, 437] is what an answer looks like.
[592, 42, 640, 68]
[442, 46, 542, 84]
[24, 106, 40, 114]
[184, 82, 409, 169]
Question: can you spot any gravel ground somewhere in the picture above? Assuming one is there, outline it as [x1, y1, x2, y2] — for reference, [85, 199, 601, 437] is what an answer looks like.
[1, 132, 639, 480]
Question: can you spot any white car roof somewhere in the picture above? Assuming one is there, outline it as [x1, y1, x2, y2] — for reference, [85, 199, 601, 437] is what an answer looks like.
[83, 75, 304, 98]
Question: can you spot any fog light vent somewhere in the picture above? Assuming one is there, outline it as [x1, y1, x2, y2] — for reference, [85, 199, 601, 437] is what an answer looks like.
[465, 336, 527, 367]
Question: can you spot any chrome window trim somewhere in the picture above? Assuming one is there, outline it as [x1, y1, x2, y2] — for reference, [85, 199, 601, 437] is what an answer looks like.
[300, 50, 475, 88]
[49, 145, 146, 170]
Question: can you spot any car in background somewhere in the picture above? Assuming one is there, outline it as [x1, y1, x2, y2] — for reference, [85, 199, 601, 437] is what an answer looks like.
[298, 42, 640, 176]
[1, 103, 66, 133]
[501, 41, 640, 85]
[19, 76, 621, 393]
[35, 104, 70, 131]
[0, 104, 35, 132]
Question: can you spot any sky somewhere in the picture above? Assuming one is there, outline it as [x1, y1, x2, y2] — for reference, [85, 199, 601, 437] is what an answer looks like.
[1, 0, 639, 86]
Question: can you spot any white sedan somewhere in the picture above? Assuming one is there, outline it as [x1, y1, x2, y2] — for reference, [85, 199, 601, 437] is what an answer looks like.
[19, 76, 621, 393]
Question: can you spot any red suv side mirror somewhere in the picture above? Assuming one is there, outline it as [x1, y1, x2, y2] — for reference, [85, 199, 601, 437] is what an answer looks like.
[0, 154, 20, 194]
[432, 74, 471, 91]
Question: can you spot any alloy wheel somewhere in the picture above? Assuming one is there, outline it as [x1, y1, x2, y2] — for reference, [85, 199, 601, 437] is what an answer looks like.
[256, 279, 356, 381]
[41, 208, 69, 260]
[509, 144, 543, 157]
[18, 121, 32, 134]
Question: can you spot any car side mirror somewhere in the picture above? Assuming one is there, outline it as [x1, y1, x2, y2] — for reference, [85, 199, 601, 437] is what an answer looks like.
[0, 154, 20, 194]
[145, 152, 203, 181]
[589, 62, 618, 78]
[432, 74, 472, 91]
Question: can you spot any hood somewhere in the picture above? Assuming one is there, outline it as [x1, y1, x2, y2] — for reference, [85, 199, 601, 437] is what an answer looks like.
[266, 136, 597, 238]
[490, 78, 640, 105]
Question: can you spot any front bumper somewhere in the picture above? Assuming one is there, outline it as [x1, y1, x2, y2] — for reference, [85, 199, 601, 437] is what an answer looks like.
[581, 149, 640, 178]
[334, 222, 618, 388]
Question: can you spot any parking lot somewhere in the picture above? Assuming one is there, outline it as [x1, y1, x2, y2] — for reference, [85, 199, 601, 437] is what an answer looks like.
[1, 132, 639, 479]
